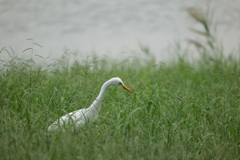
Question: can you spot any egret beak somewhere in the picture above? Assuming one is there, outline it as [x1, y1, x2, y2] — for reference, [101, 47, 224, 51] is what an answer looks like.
[122, 84, 132, 92]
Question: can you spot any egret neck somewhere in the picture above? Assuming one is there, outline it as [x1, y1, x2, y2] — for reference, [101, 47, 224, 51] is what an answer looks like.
[89, 79, 111, 112]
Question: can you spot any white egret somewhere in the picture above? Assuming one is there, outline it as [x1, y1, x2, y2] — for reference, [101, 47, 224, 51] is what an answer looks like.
[48, 77, 132, 131]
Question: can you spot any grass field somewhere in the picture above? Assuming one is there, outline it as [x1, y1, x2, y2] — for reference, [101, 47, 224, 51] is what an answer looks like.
[1, 8, 240, 160]
[1, 45, 240, 159]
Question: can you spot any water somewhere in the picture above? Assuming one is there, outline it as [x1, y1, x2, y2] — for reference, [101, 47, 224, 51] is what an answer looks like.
[0, 0, 240, 62]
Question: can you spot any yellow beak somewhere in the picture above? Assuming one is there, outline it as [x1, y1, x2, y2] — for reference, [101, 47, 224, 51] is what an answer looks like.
[122, 84, 132, 92]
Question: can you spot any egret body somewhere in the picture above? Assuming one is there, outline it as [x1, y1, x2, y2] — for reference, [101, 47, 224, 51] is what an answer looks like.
[48, 77, 132, 131]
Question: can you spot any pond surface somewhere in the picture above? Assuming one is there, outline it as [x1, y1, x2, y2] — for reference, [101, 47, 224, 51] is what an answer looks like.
[0, 0, 240, 62]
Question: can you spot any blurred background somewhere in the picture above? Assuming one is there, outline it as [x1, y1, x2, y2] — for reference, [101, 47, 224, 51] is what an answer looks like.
[0, 0, 239, 62]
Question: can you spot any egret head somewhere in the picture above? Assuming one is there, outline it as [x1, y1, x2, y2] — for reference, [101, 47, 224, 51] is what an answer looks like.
[110, 77, 132, 92]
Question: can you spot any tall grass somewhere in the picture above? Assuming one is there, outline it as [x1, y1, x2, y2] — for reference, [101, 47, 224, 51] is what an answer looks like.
[1, 8, 240, 160]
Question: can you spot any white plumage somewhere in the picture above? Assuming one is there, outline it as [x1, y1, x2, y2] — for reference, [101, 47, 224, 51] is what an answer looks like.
[48, 77, 132, 131]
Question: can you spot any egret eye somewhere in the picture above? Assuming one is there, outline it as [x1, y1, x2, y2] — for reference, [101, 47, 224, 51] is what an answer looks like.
[119, 82, 122, 85]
